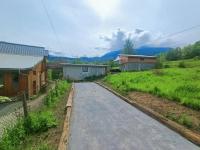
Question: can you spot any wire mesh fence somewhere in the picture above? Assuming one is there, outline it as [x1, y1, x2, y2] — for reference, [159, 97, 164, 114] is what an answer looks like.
[0, 101, 23, 138]
[0, 82, 53, 138]
[0, 92, 29, 138]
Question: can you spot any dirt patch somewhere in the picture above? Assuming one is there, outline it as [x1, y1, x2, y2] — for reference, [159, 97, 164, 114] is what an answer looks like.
[128, 92, 200, 134]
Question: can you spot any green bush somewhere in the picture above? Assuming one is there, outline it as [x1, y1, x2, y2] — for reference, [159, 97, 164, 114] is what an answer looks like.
[154, 61, 163, 69]
[45, 80, 69, 107]
[25, 111, 57, 134]
[164, 64, 170, 68]
[178, 114, 193, 128]
[178, 61, 186, 68]
[166, 113, 193, 129]
[47, 69, 52, 81]
[84, 75, 105, 81]
[0, 120, 26, 150]
[52, 69, 62, 80]
[194, 56, 200, 60]
[0, 111, 57, 150]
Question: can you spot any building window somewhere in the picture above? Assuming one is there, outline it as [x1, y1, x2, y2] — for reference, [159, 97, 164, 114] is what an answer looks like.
[33, 71, 36, 75]
[0, 72, 3, 88]
[82, 66, 88, 72]
[140, 57, 144, 61]
[12, 72, 19, 90]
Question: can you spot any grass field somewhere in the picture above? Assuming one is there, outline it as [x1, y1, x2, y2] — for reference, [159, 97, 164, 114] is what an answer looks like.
[103, 59, 200, 110]
[164, 58, 200, 68]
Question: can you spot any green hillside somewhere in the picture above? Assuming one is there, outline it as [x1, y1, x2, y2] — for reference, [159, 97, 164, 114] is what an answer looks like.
[103, 59, 200, 110]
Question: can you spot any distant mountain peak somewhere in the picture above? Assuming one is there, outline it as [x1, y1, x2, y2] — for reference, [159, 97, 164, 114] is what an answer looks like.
[48, 46, 171, 63]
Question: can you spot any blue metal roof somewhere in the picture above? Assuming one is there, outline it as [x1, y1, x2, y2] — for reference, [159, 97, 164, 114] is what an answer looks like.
[0, 41, 48, 56]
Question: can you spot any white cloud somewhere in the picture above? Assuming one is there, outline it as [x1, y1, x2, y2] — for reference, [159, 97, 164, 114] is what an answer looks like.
[86, 0, 120, 19]
[0, 0, 200, 57]
[100, 29, 178, 51]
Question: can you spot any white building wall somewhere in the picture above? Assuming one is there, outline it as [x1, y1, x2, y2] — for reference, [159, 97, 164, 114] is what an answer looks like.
[63, 66, 106, 80]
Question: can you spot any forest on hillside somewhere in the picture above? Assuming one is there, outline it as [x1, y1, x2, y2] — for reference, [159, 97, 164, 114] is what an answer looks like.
[162, 41, 200, 61]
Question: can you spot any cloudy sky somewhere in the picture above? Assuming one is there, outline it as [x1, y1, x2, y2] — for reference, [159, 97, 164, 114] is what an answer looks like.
[0, 0, 200, 57]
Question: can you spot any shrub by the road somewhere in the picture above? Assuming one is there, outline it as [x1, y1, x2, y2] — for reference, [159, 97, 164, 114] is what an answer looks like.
[0, 120, 26, 150]
[45, 80, 69, 106]
[0, 110, 56, 150]
[25, 111, 57, 134]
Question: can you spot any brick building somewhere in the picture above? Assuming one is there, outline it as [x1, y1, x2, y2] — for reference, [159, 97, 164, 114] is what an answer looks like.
[0, 41, 48, 97]
[119, 54, 157, 71]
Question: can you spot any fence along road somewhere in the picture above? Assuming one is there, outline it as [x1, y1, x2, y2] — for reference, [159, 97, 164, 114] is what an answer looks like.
[68, 82, 199, 150]
[0, 94, 46, 138]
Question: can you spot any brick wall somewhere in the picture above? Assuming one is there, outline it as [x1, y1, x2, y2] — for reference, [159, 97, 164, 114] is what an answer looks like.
[120, 56, 156, 64]
[0, 58, 47, 98]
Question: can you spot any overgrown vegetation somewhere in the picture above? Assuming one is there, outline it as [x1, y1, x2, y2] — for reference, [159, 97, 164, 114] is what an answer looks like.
[84, 75, 105, 81]
[48, 69, 63, 80]
[44, 80, 70, 106]
[166, 113, 193, 129]
[163, 58, 200, 68]
[0, 80, 70, 150]
[103, 60, 200, 110]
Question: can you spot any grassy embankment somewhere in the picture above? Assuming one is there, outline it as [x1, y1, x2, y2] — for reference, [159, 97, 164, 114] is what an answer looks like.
[103, 59, 200, 110]
[0, 80, 71, 150]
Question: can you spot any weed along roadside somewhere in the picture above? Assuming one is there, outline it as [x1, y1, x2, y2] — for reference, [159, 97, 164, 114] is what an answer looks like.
[96, 82, 200, 146]
[0, 80, 71, 150]
[58, 83, 74, 150]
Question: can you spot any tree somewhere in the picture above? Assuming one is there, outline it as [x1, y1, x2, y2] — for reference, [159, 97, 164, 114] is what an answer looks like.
[163, 40, 200, 61]
[165, 47, 182, 60]
[122, 38, 135, 54]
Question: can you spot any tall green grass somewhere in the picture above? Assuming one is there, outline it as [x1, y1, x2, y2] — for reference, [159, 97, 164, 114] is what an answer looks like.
[104, 67, 200, 110]
[44, 80, 70, 107]
[164, 58, 200, 68]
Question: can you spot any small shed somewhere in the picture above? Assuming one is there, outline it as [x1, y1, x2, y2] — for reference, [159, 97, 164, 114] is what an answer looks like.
[119, 54, 157, 71]
[62, 64, 108, 81]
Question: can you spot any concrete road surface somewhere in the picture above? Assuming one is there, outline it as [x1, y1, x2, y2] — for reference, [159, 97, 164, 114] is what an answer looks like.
[68, 82, 199, 150]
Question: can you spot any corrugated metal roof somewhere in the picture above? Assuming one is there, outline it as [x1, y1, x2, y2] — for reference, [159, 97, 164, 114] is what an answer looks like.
[119, 54, 156, 58]
[0, 41, 48, 56]
[61, 63, 108, 67]
[0, 54, 43, 70]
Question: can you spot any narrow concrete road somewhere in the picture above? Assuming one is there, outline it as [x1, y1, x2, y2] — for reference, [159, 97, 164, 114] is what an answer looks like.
[68, 83, 199, 150]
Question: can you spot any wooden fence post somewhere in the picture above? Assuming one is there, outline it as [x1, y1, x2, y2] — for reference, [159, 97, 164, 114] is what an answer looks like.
[22, 92, 28, 118]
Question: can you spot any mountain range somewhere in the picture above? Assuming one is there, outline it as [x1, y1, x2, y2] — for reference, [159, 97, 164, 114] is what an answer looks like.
[48, 46, 171, 63]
